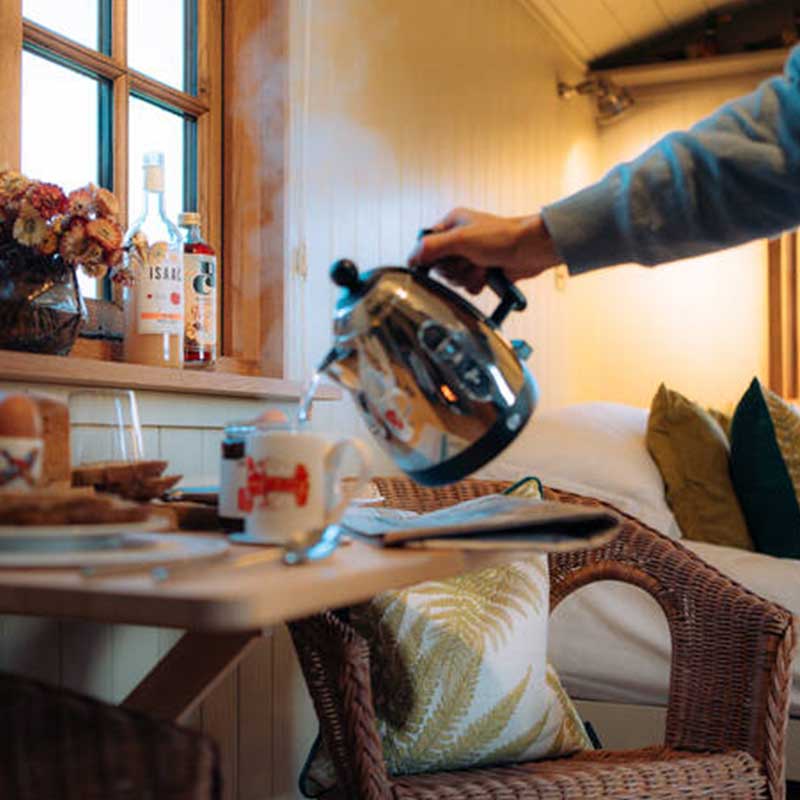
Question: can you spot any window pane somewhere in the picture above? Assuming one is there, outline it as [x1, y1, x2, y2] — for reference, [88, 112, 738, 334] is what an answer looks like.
[128, 0, 186, 91]
[22, 50, 101, 299]
[23, 0, 99, 51]
[129, 96, 185, 225]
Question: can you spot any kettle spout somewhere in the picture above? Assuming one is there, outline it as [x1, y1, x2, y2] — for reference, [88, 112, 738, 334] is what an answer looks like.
[318, 346, 360, 392]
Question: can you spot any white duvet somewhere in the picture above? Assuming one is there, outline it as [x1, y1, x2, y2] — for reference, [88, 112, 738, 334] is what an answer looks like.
[476, 402, 800, 717]
[548, 540, 800, 716]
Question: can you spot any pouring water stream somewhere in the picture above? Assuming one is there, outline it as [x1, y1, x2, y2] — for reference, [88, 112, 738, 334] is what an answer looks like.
[297, 371, 321, 426]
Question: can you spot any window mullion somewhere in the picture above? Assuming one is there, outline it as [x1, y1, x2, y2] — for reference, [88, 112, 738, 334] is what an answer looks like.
[111, 0, 128, 305]
[0, 1, 22, 169]
[197, 0, 223, 350]
[112, 0, 126, 65]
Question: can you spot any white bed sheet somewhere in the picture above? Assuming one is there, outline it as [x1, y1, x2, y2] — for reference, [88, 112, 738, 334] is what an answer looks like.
[548, 540, 800, 716]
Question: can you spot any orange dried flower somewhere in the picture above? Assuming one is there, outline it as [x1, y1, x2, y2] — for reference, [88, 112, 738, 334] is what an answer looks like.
[59, 221, 89, 266]
[12, 202, 48, 248]
[86, 217, 123, 252]
[37, 228, 58, 256]
[94, 187, 120, 218]
[107, 247, 123, 268]
[111, 263, 135, 286]
[79, 242, 108, 278]
[25, 182, 67, 219]
[67, 188, 94, 217]
[0, 171, 31, 206]
[51, 214, 70, 235]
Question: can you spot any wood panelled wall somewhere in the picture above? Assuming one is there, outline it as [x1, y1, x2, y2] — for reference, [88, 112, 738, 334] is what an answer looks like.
[284, 0, 596, 426]
[563, 72, 775, 410]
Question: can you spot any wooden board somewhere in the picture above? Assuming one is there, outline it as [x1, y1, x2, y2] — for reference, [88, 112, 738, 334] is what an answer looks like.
[0, 350, 341, 401]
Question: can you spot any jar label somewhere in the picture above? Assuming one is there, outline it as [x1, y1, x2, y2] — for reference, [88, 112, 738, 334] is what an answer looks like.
[219, 456, 247, 519]
[184, 253, 217, 348]
[136, 244, 183, 335]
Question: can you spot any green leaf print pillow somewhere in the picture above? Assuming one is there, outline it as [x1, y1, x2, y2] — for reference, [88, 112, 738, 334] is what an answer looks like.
[301, 478, 591, 796]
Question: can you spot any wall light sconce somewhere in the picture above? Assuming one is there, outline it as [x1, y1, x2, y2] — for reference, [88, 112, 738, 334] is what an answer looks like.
[557, 76, 634, 124]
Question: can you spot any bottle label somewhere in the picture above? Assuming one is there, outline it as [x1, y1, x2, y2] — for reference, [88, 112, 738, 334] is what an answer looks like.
[184, 253, 217, 349]
[135, 243, 183, 336]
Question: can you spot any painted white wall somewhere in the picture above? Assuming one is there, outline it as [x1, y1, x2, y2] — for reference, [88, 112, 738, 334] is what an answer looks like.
[562, 74, 773, 411]
[285, 0, 597, 455]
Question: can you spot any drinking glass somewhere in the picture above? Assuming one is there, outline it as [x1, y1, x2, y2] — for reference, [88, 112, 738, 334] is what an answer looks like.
[68, 389, 144, 466]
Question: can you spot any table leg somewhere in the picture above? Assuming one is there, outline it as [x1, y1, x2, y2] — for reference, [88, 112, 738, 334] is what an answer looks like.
[121, 629, 262, 724]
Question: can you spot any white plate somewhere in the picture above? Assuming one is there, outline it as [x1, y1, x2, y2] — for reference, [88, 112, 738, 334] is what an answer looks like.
[0, 532, 228, 569]
[0, 516, 169, 540]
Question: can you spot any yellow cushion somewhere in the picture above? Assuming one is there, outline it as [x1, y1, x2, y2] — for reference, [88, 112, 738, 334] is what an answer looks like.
[646, 384, 753, 550]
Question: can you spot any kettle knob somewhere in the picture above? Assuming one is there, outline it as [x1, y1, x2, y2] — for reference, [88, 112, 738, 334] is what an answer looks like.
[330, 259, 363, 292]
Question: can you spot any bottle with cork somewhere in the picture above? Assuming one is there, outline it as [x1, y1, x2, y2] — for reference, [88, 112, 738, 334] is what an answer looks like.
[122, 152, 184, 368]
[179, 211, 217, 367]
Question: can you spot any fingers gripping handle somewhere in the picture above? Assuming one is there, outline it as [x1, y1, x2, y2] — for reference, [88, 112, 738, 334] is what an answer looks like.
[417, 228, 526, 327]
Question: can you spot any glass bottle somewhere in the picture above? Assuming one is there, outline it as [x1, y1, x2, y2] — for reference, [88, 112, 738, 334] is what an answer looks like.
[178, 211, 217, 366]
[122, 152, 184, 368]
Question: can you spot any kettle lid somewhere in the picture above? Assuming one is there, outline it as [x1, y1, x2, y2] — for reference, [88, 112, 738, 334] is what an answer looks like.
[331, 259, 372, 311]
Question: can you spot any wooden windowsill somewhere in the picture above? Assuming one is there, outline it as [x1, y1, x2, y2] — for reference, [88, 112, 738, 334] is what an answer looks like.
[0, 350, 342, 401]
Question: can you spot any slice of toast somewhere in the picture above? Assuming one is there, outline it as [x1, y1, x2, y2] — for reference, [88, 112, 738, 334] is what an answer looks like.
[0, 490, 150, 525]
[72, 460, 168, 488]
[106, 474, 183, 502]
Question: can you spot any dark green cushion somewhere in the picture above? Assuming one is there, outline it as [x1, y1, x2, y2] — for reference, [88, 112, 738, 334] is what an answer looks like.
[730, 378, 800, 559]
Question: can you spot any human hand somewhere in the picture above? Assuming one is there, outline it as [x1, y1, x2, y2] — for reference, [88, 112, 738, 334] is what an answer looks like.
[408, 208, 561, 293]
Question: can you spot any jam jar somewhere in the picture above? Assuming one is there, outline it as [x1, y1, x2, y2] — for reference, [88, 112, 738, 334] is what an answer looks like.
[219, 422, 254, 532]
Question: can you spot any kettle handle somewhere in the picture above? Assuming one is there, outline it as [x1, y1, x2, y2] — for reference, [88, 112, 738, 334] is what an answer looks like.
[417, 229, 527, 327]
[485, 268, 527, 326]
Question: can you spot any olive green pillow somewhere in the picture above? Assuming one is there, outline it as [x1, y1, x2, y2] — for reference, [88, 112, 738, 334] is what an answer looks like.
[730, 378, 800, 559]
[646, 384, 753, 550]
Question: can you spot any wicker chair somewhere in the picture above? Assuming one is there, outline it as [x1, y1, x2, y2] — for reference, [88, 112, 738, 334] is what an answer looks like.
[0, 671, 220, 799]
[288, 477, 797, 800]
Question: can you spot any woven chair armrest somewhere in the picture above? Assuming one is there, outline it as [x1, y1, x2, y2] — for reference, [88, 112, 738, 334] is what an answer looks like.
[545, 487, 796, 799]
[331, 477, 795, 798]
[287, 611, 393, 800]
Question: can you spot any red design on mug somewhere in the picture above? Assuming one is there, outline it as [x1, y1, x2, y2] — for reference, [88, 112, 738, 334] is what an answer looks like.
[384, 409, 405, 431]
[240, 457, 310, 509]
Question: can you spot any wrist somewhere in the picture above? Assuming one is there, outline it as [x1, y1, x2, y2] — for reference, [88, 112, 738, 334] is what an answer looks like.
[513, 214, 561, 279]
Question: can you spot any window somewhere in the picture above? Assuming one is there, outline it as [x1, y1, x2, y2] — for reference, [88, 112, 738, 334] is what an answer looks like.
[17, 0, 207, 300]
[1, 1, 287, 378]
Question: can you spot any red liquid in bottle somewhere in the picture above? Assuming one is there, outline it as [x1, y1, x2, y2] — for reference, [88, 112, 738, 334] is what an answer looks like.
[179, 213, 218, 367]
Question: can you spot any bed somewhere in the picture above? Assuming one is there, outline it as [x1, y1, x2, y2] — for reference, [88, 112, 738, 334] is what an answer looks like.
[475, 401, 800, 777]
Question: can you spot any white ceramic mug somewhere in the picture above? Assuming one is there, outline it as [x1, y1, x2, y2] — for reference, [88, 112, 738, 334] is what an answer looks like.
[242, 429, 371, 546]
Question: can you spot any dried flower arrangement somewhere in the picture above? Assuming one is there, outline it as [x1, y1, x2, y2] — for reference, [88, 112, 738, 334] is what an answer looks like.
[0, 171, 131, 355]
[0, 170, 128, 283]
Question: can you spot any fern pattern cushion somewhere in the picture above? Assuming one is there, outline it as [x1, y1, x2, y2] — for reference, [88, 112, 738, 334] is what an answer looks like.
[730, 378, 800, 558]
[300, 478, 591, 795]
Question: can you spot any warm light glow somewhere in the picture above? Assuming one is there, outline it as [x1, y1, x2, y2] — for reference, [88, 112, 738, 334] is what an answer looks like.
[440, 384, 457, 403]
[562, 137, 596, 196]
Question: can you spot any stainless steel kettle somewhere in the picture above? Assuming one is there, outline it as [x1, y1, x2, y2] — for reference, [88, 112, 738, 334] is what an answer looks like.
[319, 255, 538, 486]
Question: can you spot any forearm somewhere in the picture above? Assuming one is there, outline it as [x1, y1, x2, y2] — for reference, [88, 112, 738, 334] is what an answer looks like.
[542, 45, 800, 275]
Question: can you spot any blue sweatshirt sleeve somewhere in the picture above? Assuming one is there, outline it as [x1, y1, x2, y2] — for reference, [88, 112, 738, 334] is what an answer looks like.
[541, 46, 800, 275]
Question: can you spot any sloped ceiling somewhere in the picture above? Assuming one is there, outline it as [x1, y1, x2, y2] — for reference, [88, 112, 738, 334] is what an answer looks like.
[520, 0, 749, 65]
